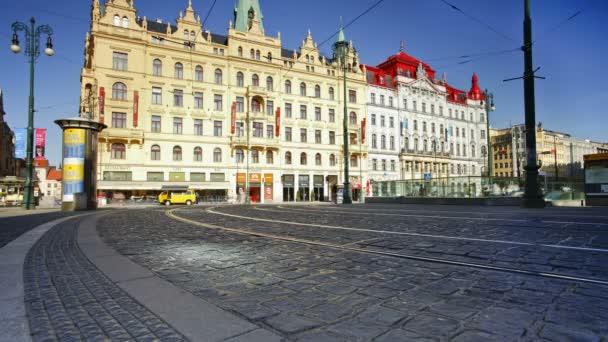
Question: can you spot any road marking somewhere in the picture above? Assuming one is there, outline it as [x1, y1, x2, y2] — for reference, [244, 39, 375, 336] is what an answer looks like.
[274, 206, 608, 227]
[206, 207, 608, 253]
[167, 209, 608, 286]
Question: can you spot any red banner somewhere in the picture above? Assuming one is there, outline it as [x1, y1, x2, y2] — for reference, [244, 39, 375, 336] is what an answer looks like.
[133, 90, 139, 127]
[99, 87, 105, 123]
[35, 128, 46, 160]
[361, 118, 366, 143]
[231, 102, 236, 134]
[275, 107, 281, 137]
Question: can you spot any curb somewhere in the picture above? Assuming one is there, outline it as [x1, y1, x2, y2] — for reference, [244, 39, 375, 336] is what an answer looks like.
[77, 212, 283, 342]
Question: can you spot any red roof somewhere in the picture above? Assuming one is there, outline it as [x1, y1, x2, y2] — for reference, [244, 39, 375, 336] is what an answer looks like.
[47, 169, 62, 181]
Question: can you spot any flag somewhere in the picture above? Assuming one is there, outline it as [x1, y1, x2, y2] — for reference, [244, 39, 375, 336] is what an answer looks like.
[231, 102, 236, 134]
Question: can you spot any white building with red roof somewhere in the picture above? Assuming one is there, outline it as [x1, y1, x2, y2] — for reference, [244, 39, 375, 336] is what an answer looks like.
[364, 46, 489, 195]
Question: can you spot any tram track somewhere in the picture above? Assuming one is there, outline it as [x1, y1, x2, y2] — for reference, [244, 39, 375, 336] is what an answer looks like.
[167, 208, 608, 286]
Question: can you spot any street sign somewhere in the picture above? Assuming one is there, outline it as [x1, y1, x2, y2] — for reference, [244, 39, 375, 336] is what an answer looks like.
[424, 173, 432, 180]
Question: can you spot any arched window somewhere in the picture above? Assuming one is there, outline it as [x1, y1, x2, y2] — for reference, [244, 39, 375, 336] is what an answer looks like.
[194, 147, 202, 161]
[300, 82, 306, 96]
[252, 98, 261, 112]
[266, 76, 273, 91]
[285, 152, 292, 165]
[251, 150, 259, 164]
[122, 17, 128, 28]
[112, 82, 127, 100]
[250, 49, 255, 59]
[252, 74, 259, 87]
[214, 68, 223, 84]
[414, 138, 419, 151]
[236, 72, 244, 87]
[329, 154, 336, 166]
[372, 134, 377, 148]
[329, 87, 335, 100]
[381, 135, 386, 149]
[255, 50, 260, 60]
[285, 80, 292, 94]
[236, 149, 244, 163]
[113, 15, 120, 26]
[238, 46, 243, 57]
[173, 146, 182, 161]
[300, 152, 307, 165]
[266, 151, 274, 164]
[423, 140, 428, 152]
[350, 155, 358, 167]
[314, 85, 321, 98]
[174, 62, 183, 79]
[111, 143, 125, 159]
[153, 59, 162, 76]
[315, 153, 322, 166]
[213, 148, 222, 162]
[195, 65, 203, 81]
[183, 30, 190, 40]
[190, 31, 195, 41]
[349, 112, 357, 125]
[151, 145, 161, 161]
[267, 52, 272, 62]
[471, 144, 476, 158]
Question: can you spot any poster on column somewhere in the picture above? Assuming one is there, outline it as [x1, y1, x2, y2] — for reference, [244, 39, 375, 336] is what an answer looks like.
[62, 129, 86, 202]
[14, 128, 26, 159]
[35, 128, 46, 159]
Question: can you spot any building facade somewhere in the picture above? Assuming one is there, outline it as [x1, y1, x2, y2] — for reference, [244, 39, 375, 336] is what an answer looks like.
[0, 89, 16, 178]
[490, 128, 514, 178]
[81, 0, 367, 203]
[364, 48, 489, 189]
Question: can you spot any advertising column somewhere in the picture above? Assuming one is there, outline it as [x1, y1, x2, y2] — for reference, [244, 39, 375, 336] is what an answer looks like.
[62, 128, 85, 203]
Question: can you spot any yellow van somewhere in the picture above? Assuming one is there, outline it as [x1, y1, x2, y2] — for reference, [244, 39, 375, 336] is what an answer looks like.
[158, 190, 196, 206]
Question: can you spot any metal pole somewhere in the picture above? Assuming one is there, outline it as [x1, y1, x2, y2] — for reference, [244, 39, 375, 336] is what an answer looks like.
[342, 62, 352, 204]
[485, 92, 492, 179]
[553, 135, 558, 181]
[359, 126, 362, 202]
[245, 87, 250, 205]
[522, 0, 545, 208]
[23, 18, 36, 210]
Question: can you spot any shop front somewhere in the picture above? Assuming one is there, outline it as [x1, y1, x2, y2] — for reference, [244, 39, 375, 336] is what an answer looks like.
[313, 175, 324, 201]
[350, 176, 362, 202]
[282, 174, 295, 202]
[263, 173, 274, 202]
[249, 173, 262, 203]
[298, 175, 310, 201]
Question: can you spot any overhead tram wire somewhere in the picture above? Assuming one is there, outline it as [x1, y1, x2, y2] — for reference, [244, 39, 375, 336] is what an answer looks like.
[201, 0, 218, 28]
[533, 9, 583, 45]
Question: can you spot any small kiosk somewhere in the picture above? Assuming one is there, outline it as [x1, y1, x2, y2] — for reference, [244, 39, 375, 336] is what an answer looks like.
[584, 153, 608, 206]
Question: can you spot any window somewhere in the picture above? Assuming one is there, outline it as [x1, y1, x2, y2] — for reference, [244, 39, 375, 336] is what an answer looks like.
[300, 128, 307, 143]
[329, 109, 335, 123]
[480, 113, 485, 122]
[431, 104, 435, 114]
[214, 120, 222, 136]
[194, 65, 203, 81]
[194, 119, 203, 136]
[403, 99, 408, 109]
[440, 106, 443, 115]
[389, 117, 394, 128]
[380, 115, 385, 127]
[112, 52, 128, 71]
[423, 122, 427, 132]
[285, 103, 292, 118]
[315, 107, 321, 121]
[236, 149, 244, 163]
[349, 90, 356, 103]
[300, 105, 307, 120]
[350, 133, 358, 145]
[152, 87, 162, 105]
[252, 74, 259, 87]
[456, 127, 460, 137]
[382, 159, 387, 171]
[193, 147, 203, 161]
[380, 95, 385, 105]
[371, 93, 376, 104]
[250, 49, 255, 59]
[371, 114, 376, 126]
[151, 115, 161, 133]
[462, 130, 466, 139]
[173, 117, 183, 134]
[152, 59, 162, 76]
[413, 120, 418, 131]
[251, 150, 259, 164]
[285, 80, 292, 94]
[266, 100, 274, 115]
[213, 148, 222, 162]
[414, 139, 419, 150]
[267, 52, 272, 62]
[285, 152, 292, 164]
[315, 153, 322, 166]
[236, 96, 244, 112]
[256, 50, 260, 60]
[192, 92, 203, 109]
[300, 153, 307, 165]
[372, 159, 377, 171]
[266, 124, 274, 138]
[112, 82, 127, 100]
[112, 112, 126, 128]
[266, 76, 274, 91]
[266, 151, 274, 164]
[236, 122, 244, 137]
[172, 146, 182, 161]
[122, 16, 128, 28]
[151, 145, 161, 161]
[253, 122, 263, 137]
[214, 69, 223, 84]
[390, 136, 395, 150]
[315, 85, 321, 98]
[413, 100, 417, 111]
[285, 127, 292, 142]
[329, 131, 336, 145]
[173, 89, 183, 107]
[315, 130, 322, 144]
[236, 72, 244, 87]
[349, 112, 357, 125]
[372, 134, 377, 148]
[391, 160, 396, 171]
[329, 87, 335, 100]
[389, 96, 394, 107]
[431, 123, 435, 134]
[300, 82, 307, 96]
[114, 15, 120, 26]
[330, 154, 336, 166]
[252, 98, 261, 112]
[481, 130, 486, 139]
[471, 129, 475, 140]
[238, 46, 243, 57]
[174, 63, 183, 79]
[422, 103, 426, 113]
[381, 135, 386, 149]
[214, 94, 223, 111]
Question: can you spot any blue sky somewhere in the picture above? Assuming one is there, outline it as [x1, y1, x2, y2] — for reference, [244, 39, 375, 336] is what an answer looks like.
[1, 0, 606, 166]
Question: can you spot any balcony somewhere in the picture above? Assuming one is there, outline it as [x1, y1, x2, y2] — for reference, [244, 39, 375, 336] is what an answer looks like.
[401, 148, 451, 158]
[99, 128, 144, 145]
[230, 135, 281, 150]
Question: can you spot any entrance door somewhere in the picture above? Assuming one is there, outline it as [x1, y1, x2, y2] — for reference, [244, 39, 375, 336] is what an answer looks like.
[250, 187, 261, 203]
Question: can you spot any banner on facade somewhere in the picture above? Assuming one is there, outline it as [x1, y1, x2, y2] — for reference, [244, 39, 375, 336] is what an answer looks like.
[275, 107, 281, 137]
[14, 128, 26, 159]
[35, 128, 46, 159]
[99, 87, 105, 123]
[231, 102, 236, 134]
[62, 128, 86, 202]
[361, 118, 366, 143]
[133, 91, 139, 127]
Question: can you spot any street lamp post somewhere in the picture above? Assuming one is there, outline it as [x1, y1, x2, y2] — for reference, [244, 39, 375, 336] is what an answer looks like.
[482, 90, 495, 180]
[10, 18, 54, 210]
[334, 26, 352, 204]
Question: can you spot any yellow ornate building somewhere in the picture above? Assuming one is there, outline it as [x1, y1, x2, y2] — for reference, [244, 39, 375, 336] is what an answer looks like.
[80, 0, 368, 203]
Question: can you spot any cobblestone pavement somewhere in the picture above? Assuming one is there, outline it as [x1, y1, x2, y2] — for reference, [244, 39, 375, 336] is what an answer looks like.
[24, 214, 187, 342]
[96, 205, 608, 341]
[0, 211, 77, 248]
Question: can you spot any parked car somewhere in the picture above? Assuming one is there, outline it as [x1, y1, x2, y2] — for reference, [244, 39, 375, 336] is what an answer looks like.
[158, 190, 196, 206]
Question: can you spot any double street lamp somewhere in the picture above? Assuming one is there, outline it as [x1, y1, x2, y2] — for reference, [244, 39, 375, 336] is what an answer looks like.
[10, 18, 54, 209]
[482, 90, 495, 179]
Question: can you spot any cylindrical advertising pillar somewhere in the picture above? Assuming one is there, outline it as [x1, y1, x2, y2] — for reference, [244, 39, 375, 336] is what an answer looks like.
[54, 117, 106, 211]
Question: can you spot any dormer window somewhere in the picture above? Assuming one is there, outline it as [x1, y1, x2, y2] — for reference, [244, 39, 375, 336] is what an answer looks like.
[114, 15, 120, 26]
[122, 17, 128, 28]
